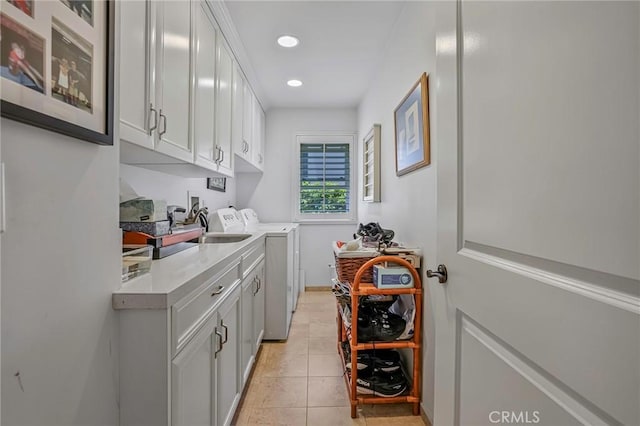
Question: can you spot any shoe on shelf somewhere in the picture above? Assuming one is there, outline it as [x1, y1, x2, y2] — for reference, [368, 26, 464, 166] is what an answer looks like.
[356, 367, 408, 397]
[357, 305, 405, 342]
[344, 347, 402, 373]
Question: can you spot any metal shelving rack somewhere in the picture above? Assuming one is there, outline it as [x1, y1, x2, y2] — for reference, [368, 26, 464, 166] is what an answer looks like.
[335, 255, 423, 418]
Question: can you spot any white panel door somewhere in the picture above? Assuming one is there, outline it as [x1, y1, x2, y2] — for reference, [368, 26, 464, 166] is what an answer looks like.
[215, 36, 234, 177]
[232, 63, 247, 159]
[253, 261, 265, 350]
[432, 2, 639, 425]
[171, 315, 215, 426]
[119, 0, 156, 149]
[242, 81, 253, 159]
[240, 272, 255, 387]
[216, 289, 241, 426]
[193, 3, 217, 171]
[155, 0, 193, 162]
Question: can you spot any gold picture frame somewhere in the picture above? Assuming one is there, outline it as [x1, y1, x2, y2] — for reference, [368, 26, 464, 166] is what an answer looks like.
[394, 72, 430, 176]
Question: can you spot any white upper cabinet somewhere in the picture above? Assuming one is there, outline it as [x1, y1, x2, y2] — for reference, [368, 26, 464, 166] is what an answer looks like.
[251, 94, 265, 170]
[242, 79, 253, 158]
[119, 0, 263, 177]
[232, 63, 248, 160]
[215, 35, 234, 177]
[193, 3, 217, 171]
[119, 0, 156, 150]
[154, 0, 193, 162]
[235, 83, 265, 173]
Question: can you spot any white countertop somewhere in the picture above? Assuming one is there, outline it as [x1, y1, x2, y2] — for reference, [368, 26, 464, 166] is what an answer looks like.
[113, 231, 266, 309]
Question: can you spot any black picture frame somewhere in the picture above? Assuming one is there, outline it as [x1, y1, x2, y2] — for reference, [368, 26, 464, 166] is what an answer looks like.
[1, 1, 115, 146]
[207, 177, 226, 193]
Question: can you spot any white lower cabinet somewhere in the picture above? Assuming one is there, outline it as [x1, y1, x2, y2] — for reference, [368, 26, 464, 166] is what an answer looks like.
[240, 258, 265, 387]
[118, 237, 266, 426]
[172, 316, 215, 426]
[215, 288, 241, 426]
[253, 262, 265, 349]
[173, 287, 240, 426]
[240, 272, 255, 386]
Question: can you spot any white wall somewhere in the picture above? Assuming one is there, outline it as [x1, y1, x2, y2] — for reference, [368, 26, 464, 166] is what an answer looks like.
[120, 164, 237, 215]
[237, 108, 357, 285]
[356, 1, 437, 421]
[1, 119, 120, 426]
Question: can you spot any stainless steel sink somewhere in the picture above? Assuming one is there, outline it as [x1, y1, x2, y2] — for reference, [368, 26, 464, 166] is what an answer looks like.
[200, 233, 252, 243]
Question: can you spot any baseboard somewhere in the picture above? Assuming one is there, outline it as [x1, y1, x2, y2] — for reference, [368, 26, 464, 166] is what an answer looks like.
[420, 403, 433, 426]
[304, 286, 332, 292]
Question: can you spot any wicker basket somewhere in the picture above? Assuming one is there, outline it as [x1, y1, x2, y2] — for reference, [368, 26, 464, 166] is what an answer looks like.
[334, 254, 377, 283]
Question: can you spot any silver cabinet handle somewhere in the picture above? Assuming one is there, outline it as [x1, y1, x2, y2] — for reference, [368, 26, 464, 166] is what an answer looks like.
[149, 104, 158, 134]
[214, 328, 223, 358]
[252, 276, 258, 295]
[220, 148, 224, 164]
[214, 145, 221, 163]
[221, 321, 228, 344]
[211, 285, 224, 297]
[159, 110, 167, 136]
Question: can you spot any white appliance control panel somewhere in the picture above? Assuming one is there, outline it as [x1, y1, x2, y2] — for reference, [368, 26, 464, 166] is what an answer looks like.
[209, 208, 245, 233]
[239, 208, 260, 231]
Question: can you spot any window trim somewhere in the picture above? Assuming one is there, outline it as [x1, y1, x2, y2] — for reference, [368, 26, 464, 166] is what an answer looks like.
[292, 132, 357, 224]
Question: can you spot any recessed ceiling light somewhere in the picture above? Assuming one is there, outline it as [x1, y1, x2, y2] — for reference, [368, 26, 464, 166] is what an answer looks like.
[287, 79, 303, 87]
[277, 35, 299, 48]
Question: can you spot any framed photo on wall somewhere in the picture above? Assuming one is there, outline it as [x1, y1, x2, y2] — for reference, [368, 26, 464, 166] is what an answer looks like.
[394, 72, 430, 176]
[0, 0, 114, 146]
[207, 177, 226, 193]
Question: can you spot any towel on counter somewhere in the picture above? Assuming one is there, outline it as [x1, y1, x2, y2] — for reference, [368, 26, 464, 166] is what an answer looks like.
[332, 239, 379, 258]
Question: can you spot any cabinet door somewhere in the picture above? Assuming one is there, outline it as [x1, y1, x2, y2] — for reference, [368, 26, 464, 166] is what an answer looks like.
[232, 62, 246, 159]
[258, 107, 266, 167]
[214, 37, 233, 177]
[193, 3, 217, 171]
[216, 289, 241, 426]
[172, 315, 215, 426]
[251, 96, 264, 168]
[119, 0, 156, 149]
[242, 79, 253, 157]
[155, 0, 193, 162]
[240, 273, 254, 387]
[253, 261, 265, 352]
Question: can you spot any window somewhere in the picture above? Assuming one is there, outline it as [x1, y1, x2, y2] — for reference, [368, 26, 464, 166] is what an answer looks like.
[293, 133, 356, 222]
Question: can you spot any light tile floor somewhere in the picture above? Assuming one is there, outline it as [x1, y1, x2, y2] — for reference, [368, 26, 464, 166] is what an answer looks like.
[232, 291, 428, 426]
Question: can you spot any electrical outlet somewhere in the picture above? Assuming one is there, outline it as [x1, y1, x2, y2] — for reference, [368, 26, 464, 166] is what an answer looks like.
[187, 191, 204, 212]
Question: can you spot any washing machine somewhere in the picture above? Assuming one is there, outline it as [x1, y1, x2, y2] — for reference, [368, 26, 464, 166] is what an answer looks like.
[239, 209, 300, 340]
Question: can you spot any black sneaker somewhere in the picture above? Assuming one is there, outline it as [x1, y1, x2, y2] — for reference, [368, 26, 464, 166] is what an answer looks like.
[356, 368, 408, 397]
[341, 342, 371, 371]
[358, 305, 405, 342]
[345, 348, 402, 373]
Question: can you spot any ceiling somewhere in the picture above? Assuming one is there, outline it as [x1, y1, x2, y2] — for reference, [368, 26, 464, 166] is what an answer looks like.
[224, 1, 406, 109]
